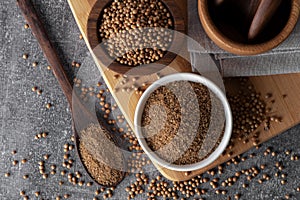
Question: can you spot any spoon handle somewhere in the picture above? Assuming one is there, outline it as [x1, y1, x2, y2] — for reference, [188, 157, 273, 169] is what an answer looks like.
[17, 0, 73, 105]
[248, 0, 282, 40]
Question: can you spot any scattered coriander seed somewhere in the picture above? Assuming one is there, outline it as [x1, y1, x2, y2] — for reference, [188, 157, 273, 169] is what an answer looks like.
[64, 194, 70, 199]
[95, 189, 100, 195]
[63, 154, 69, 160]
[43, 154, 49, 160]
[56, 196, 61, 200]
[234, 193, 241, 199]
[32, 86, 38, 92]
[35, 191, 40, 197]
[20, 191, 26, 197]
[42, 174, 48, 179]
[61, 170, 66, 176]
[184, 171, 191, 176]
[23, 174, 29, 179]
[32, 62, 38, 67]
[22, 54, 28, 60]
[51, 165, 56, 170]
[47, 65, 52, 70]
[46, 103, 52, 109]
[11, 150, 17, 155]
[5, 172, 10, 177]
[24, 23, 29, 29]
[77, 181, 83, 186]
[281, 180, 286, 185]
[37, 89, 43, 95]
[12, 160, 18, 166]
[296, 187, 300, 192]
[68, 145, 74, 151]
[87, 182, 93, 187]
[79, 34, 83, 40]
[285, 194, 290, 199]
[23, 196, 28, 200]
[21, 159, 27, 164]
[75, 63, 81, 68]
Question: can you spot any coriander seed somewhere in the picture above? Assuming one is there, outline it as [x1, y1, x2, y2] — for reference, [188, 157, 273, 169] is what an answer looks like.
[32, 62, 38, 67]
[46, 103, 52, 109]
[12, 160, 18, 166]
[35, 191, 40, 197]
[22, 54, 28, 60]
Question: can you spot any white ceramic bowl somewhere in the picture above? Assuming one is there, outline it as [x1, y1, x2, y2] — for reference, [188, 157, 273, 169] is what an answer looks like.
[134, 73, 232, 171]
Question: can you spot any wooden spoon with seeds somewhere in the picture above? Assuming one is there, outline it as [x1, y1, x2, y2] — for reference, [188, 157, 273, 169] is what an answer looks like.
[17, 0, 125, 187]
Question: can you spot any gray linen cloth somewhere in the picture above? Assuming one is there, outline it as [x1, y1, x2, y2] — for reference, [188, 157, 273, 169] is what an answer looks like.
[188, 0, 300, 77]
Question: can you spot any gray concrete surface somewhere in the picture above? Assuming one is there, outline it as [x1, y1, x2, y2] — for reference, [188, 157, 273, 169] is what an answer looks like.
[0, 0, 299, 199]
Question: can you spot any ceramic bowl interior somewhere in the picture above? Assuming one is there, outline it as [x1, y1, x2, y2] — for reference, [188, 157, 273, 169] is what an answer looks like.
[134, 73, 232, 171]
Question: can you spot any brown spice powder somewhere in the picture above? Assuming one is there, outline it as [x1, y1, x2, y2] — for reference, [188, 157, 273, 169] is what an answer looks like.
[79, 124, 124, 186]
[141, 81, 224, 165]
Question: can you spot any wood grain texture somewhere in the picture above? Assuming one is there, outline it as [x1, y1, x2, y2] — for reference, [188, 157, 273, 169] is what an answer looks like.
[68, 0, 300, 181]
[198, 0, 300, 55]
[248, 0, 283, 40]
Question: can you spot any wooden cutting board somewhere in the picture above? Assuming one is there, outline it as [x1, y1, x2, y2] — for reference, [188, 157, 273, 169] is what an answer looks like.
[67, 0, 300, 181]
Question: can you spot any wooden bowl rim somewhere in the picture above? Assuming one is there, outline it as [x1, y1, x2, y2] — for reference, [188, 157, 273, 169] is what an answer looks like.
[87, 0, 185, 74]
[198, 0, 300, 55]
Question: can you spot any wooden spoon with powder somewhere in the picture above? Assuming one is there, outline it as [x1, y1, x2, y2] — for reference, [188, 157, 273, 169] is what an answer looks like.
[17, 0, 125, 187]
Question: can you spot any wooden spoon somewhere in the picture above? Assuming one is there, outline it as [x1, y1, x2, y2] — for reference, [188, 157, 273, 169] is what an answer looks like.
[17, 0, 125, 187]
[248, 0, 283, 40]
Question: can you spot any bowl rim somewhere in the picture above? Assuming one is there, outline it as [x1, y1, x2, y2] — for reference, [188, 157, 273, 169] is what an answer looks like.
[198, 0, 300, 55]
[134, 73, 232, 171]
[86, 0, 185, 75]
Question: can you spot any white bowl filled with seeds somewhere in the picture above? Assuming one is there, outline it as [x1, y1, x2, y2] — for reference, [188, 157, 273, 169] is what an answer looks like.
[134, 73, 232, 171]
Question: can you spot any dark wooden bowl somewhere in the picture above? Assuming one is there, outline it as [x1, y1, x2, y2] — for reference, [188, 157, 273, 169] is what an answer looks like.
[87, 0, 185, 75]
[198, 0, 300, 55]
